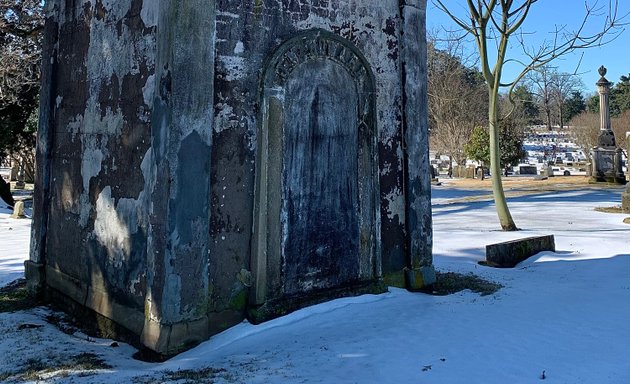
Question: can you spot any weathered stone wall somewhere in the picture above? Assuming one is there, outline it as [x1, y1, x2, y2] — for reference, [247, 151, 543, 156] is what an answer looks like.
[141, 0, 217, 352]
[30, 0, 157, 337]
[29, 0, 433, 356]
[210, 1, 409, 313]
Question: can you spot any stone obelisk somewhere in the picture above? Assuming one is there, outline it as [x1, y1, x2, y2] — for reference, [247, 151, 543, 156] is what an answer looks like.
[590, 66, 625, 184]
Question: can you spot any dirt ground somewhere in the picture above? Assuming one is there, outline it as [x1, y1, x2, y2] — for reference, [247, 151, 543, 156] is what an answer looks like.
[435, 175, 626, 202]
[440, 175, 592, 190]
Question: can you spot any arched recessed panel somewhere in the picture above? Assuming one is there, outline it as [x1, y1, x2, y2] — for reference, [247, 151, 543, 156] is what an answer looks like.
[282, 59, 360, 294]
[253, 29, 380, 310]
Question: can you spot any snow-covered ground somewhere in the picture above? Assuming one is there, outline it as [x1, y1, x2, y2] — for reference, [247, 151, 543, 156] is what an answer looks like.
[0, 203, 31, 288]
[1, 181, 630, 383]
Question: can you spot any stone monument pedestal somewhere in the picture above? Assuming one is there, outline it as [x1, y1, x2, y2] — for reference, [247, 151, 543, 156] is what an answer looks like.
[590, 146, 625, 184]
[589, 66, 626, 185]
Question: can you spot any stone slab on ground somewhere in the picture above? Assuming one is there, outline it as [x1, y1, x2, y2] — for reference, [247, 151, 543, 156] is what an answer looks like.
[485, 235, 555, 268]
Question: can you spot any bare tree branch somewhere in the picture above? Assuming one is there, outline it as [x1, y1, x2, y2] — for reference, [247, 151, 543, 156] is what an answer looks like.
[432, 0, 627, 231]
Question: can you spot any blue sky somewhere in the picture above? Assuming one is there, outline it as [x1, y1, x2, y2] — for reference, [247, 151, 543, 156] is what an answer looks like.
[426, 1, 630, 94]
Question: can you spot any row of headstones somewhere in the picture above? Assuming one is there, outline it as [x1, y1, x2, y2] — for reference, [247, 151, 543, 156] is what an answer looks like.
[430, 165, 481, 180]
[450, 166, 485, 179]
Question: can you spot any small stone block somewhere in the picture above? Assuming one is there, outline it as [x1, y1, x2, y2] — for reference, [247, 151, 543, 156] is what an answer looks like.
[10, 201, 26, 218]
[24, 261, 45, 297]
[405, 266, 437, 290]
[485, 235, 555, 268]
[141, 319, 171, 355]
[623, 217, 630, 225]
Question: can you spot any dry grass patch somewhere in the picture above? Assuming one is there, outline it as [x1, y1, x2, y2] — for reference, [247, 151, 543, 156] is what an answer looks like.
[1, 353, 112, 382]
[161, 367, 229, 383]
[594, 205, 623, 214]
[428, 272, 503, 296]
[0, 279, 39, 313]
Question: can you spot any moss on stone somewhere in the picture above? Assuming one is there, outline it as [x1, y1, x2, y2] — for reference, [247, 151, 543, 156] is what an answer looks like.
[383, 270, 406, 288]
[227, 289, 248, 312]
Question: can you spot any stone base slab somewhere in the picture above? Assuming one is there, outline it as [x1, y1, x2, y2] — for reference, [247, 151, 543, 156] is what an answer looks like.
[24, 260, 45, 297]
[485, 235, 555, 268]
[248, 280, 387, 324]
[405, 265, 437, 290]
[42, 265, 210, 358]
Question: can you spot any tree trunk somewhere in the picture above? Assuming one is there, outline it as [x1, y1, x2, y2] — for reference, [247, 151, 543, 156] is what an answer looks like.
[489, 91, 518, 231]
[546, 107, 552, 130]
[0, 177, 14, 207]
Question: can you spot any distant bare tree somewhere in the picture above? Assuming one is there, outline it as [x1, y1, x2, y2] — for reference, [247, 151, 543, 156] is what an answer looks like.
[569, 110, 630, 156]
[527, 66, 583, 130]
[569, 112, 600, 156]
[615, 110, 630, 154]
[427, 34, 487, 167]
[527, 65, 556, 130]
[551, 71, 584, 129]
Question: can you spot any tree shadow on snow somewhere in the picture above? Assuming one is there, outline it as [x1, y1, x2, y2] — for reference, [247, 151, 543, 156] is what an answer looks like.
[432, 188, 624, 217]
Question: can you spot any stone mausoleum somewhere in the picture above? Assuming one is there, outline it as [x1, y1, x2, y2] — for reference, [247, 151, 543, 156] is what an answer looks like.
[26, 0, 435, 356]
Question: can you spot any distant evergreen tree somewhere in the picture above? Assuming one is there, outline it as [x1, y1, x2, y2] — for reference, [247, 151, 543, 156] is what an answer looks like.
[497, 115, 528, 173]
[464, 122, 526, 175]
[564, 91, 586, 123]
[512, 85, 540, 125]
[587, 93, 599, 114]
[586, 74, 630, 117]
[610, 74, 630, 117]
[464, 127, 491, 166]
[0, 0, 44, 162]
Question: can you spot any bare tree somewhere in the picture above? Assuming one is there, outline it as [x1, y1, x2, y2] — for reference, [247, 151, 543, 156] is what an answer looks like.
[527, 65, 556, 130]
[551, 71, 584, 129]
[428, 34, 487, 168]
[614, 110, 630, 154]
[528, 66, 584, 129]
[570, 110, 630, 157]
[433, 0, 625, 231]
[568, 112, 599, 157]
